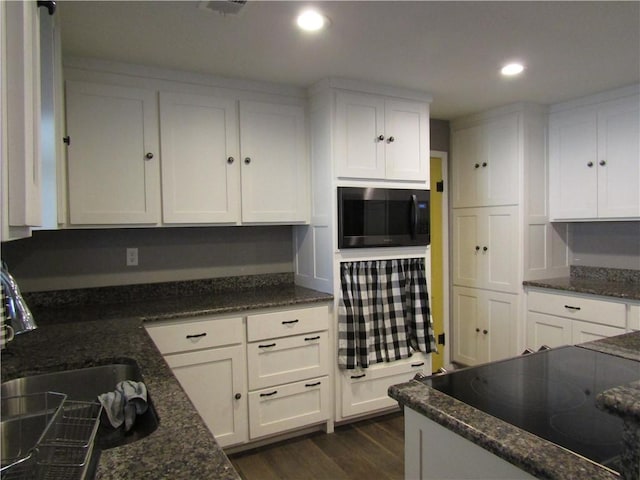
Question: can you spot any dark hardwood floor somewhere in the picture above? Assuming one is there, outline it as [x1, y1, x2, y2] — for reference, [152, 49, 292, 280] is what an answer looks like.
[229, 411, 404, 480]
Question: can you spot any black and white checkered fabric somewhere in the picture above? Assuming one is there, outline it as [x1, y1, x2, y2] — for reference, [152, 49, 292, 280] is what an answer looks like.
[338, 258, 437, 369]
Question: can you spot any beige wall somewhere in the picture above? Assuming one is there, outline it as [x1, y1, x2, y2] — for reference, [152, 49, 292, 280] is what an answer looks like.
[570, 221, 640, 270]
[1, 226, 294, 292]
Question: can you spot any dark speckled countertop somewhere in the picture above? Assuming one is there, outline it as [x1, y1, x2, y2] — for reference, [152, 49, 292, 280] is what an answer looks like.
[0, 275, 333, 480]
[523, 266, 640, 300]
[389, 331, 640, 480]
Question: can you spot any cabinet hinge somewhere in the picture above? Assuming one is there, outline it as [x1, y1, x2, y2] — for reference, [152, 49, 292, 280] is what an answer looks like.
[437, 333, 445, 345]
[436, 180, 444, 192]
[63, 136, 70, 146]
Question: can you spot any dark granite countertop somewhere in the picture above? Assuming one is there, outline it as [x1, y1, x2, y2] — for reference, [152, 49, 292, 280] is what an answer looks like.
[523, 266, 640, 300]
[389, 331, 640, 480]
[1, 279, 333, 480]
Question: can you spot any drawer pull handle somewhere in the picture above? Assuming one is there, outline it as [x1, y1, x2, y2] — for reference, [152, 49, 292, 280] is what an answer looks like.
[350, 373, 366, 379]
[304, 336, 321, 341]
[186, 332, 207, 339]
[258, 343, 276, 348]
[305, 382, 321, 388]
[282, 319, 299, 325]
[260, 390, 278, 397]
[564, 305, 581, 311]
[411, 362, 424, 367]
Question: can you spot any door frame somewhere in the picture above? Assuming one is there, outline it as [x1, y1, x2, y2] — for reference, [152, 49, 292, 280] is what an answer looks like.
[430, 150, 450, 369]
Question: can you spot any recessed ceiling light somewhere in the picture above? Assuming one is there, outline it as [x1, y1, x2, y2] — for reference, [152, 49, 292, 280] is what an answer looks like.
[501, 63, 525, 76]
[296, 9, 328, 32]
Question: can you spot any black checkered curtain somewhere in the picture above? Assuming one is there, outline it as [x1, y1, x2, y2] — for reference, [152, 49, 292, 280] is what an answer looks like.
[338, 258, 437, 369]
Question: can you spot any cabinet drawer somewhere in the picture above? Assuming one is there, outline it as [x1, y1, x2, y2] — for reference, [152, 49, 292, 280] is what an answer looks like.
[247, 305, 329, 342]
[248, 376, 330, 439]
[628, 304, 640, 331]
[341, 354, 429, 419]
[247, 332, 329, 390]
[527, 291, 626, 328]
[146, 316, 243, 354]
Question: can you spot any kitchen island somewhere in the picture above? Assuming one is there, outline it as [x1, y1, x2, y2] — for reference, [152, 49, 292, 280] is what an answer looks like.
[0, 274, 332, 480]
[389, 331, 640, 480]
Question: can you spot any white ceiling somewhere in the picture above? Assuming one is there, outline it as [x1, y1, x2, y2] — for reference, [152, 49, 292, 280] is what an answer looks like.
[58, 1, 640, 119]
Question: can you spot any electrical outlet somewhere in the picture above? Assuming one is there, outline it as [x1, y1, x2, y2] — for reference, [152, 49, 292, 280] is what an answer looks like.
[126, 248, 139, 267]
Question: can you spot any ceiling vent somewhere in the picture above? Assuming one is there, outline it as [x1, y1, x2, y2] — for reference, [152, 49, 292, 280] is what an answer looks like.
[198, 1, 248, 16]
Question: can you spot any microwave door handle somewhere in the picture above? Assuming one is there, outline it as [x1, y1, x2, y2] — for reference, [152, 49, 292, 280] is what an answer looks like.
[410, 194, 418, 239]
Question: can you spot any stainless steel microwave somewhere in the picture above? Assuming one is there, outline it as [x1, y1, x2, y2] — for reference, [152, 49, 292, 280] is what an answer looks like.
[337, 187, 430, 248]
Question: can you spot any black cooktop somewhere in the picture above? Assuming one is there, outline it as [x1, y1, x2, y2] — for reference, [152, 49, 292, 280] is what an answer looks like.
[424, 346, 640, 471]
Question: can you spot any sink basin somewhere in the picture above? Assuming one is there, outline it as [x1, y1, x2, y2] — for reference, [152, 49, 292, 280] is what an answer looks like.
[1, 360, 159, 451]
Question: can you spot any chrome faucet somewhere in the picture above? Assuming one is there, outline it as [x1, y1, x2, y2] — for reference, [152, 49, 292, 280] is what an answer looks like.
[1, 263, 36, 335]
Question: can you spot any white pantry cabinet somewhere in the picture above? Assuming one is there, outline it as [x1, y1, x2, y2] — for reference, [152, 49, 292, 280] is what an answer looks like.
[65, 80, 160, 225]
[452, 286, 519, 366]
[451, 112, 519, 208]
[2, 0, 42, 239]
[146, 315, 248, 447]
[549, 92, 640, 220]
[334, 91, 429, 182]
[525, 289, 627, 350]
[159, 92, 240, 224]
[239, 100, 309, 223]
[452, 206, 519, 294]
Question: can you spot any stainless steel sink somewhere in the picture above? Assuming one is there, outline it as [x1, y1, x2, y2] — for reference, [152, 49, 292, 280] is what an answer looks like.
[1, 360, 159, 451]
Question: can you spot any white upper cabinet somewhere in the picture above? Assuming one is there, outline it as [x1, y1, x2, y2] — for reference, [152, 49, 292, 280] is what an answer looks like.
[239, 100, 309, 223]
[159, 92, 240, 224]
[335, 91, 429, 182]
[451, 112, 519, 208]
[2, 0, 42, 239]
[65, 81, 160, 225]
[549, 92, 640, 220]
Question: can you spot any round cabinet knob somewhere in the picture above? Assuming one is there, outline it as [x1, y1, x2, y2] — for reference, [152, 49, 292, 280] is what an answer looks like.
[474, 163, 480, 169]
[234, 393, 242, 400]
[599, 160, 606, 166]
[244, 157, 251, 165]
[227, 156, 234, 164]
[475, 328, 481, 333]
[377, 135, 385, 141]
[145, 152, 154, 160]
[387, 136, 395, 143]
[475, 245, 480, 251]
[483, 246, 488, 252]
[587, 161, 594, 167]
[482, 162, 487, 167]
[483, 329, 488, 335]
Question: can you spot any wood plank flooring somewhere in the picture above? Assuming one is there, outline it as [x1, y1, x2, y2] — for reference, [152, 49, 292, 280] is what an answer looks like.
[228, 411, 404, 480]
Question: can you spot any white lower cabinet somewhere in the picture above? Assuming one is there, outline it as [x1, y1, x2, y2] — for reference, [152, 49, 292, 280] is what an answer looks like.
[246, 305, 331, 440]
[526, 290, 627, 350]
[146, 315, 248, 447]
[340, 353, 429, 419]
[404, 408, 536, 480]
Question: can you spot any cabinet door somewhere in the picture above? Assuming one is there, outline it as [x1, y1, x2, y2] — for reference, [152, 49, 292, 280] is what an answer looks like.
[483, 206, 519, 293]
[526, 312, 572, 351]
[4, 0, 42, 231]
[65, 81, 160, 224]
[482, 291, 518, 363]
[451, 125, 483, 208]
[452, 286, 483, 366]
[571, 320, 626, 344]
[334, 91, 385, 179]
[482, 114, 519, 206]
[239, 100, 308, 223]
[596, 96, 640, 218]
[548, 107, 598, 220]
[159, 92, 240, 223]
[384, 99, 429, 182]
[452, 210, 481, 288]
[166, 345, 247, 447]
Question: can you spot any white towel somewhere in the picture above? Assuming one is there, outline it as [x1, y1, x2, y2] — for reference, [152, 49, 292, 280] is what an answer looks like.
[98, 380, 148, 432]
